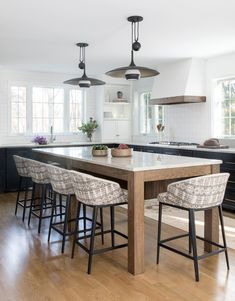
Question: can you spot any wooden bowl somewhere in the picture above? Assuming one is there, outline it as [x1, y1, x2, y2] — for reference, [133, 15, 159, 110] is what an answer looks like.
[92, 149, 108, 157]
[111, 148, 132, 157]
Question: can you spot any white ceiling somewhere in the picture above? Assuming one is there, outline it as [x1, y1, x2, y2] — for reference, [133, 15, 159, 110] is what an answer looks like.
[1, 0, 235, 75]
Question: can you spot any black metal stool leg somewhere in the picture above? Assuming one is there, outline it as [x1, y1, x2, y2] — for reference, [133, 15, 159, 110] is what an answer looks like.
[22, 178, 29, 222]
[110, 206, 115, 247]
[38, 184, 46, 234]
[188, 210, 192, 254]
[61, 195, 71, 253]
[59, 194, 63, 220]
[218, 205, 230, 270]
[88, 206, 98, 274]
[71, 202, 81, 258]
[189, 209, 199, 281]
[15, 176, 22, 216]
[83, 205, 86, 234]
[48, 192, 57, 242]
[28, 182, 36, 227]
[156, 202, 163, 264]
[100, 208, 104, 245]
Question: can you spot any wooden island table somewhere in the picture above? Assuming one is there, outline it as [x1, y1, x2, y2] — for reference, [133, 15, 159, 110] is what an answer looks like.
[33, 146, 222, 275]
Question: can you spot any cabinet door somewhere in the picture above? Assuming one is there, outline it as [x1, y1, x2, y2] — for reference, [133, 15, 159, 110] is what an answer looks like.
[116, 120, 130, 141]
[6, 148, 33, 191]
[102, 120, 118, 141]
[0, 149, 6, 192]
[160, 147, 180, 156]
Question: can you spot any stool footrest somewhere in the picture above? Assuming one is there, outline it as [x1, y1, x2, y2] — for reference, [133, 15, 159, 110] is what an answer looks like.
[160, 233, 189, 244]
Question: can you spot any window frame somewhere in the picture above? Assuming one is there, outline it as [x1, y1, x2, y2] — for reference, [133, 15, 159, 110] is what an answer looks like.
[139, 91, 165, 135]
[212, 77, 235, 138]
[9, 85, 27, 135]
[8, 81, 85, 136]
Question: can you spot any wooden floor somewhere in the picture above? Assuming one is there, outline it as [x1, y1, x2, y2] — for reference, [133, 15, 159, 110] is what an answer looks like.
[1, 192, 235, 301]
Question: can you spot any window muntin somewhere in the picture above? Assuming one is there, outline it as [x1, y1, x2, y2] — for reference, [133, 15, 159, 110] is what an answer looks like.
[10, 86, 27, 134]
[139, 92, 164, 134]
[69, 89, 83, 132]
[214, 78, 235, 137]
[32, 87, 64, 134]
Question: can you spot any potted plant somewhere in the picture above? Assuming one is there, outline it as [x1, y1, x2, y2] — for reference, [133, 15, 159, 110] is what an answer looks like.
[32, 135, 48, 145]
[78, 117, 98, 142]
[92, 145, 108, 157]
[111, 144, 132, 157]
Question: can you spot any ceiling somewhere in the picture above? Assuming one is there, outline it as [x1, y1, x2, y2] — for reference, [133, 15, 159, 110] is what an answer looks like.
[1, 0, 235, 75]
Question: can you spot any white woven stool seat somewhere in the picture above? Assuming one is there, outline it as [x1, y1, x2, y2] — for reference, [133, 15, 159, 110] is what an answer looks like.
[158, 173, 229, 209]
[13, 155, 30, 178]
[25, 158, 50, 184]
[69, 170, 127, 206]
[47, 165, 74, 195]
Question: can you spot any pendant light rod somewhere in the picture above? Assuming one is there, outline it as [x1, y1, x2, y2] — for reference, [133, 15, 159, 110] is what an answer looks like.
[64, 42, 105, 88]
[106, 15, 159, 80]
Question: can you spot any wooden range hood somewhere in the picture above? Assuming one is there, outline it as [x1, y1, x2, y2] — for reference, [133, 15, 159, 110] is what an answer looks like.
[151, 95, 206, 105]
[150, 58, 206, 105]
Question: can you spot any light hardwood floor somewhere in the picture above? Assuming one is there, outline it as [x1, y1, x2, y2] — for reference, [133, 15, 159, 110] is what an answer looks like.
[0, 192, 235, 301]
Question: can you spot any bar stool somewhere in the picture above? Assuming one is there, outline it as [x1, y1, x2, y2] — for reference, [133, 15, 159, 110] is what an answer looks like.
[156, 173, 230, 281]
[70, 170, 128, 274]
[26, 159, 53, 234]
[46, 165, 105, 253]
[13, 155, 32, 221]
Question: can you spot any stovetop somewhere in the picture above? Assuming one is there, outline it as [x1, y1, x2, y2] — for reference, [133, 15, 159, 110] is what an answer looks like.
[149, 141, 199, 147]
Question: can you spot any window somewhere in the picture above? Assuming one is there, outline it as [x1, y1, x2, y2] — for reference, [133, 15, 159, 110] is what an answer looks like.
[9, 84, 84, 135]
[69, 89, 83, 132]
[10, 86, 27, 134]
[214, 78, 235, 137]
[32, 87, 64, 134]
[139, 92, 164, 134]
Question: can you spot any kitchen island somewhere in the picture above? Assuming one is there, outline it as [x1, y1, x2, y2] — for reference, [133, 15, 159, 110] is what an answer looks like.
[33, 146, 221, 276]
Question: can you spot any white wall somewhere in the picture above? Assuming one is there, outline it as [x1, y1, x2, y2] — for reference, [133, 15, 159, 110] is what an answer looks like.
[132, 52, 235, 146]
[0, 69, 100, 145]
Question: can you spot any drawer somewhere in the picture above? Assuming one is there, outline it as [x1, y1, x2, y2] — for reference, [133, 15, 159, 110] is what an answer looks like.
[160, 148, 180, 156]
[223, 198, 235, 212]
[179, 149, 194, 157]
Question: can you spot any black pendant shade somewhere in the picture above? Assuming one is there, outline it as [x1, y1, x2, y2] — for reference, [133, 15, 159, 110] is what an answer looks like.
[64, 43, 105, 88]
[106, 16, 159, 80]
[106, 65, 159, 78]
[64, 76, 105, 86]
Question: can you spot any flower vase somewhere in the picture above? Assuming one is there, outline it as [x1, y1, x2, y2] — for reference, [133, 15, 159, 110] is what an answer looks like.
[158, 131, 164, 143]
[87, 134, 92, 142]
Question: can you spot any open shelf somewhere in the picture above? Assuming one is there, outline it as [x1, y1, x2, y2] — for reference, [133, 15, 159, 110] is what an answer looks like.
[104, 102, 130, 105]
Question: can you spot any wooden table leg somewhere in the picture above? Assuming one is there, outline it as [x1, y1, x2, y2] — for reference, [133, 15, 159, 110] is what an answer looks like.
[128, 172, 145, 275]
[204, 164, 220, 252]
[68, 195, 78, 232]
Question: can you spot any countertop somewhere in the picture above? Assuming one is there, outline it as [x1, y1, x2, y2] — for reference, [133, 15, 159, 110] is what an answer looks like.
[0, 141, 95, 149]
[33, 146, 221, 172]
[1, 140, 235, 154]
[129, 142, 235, 154]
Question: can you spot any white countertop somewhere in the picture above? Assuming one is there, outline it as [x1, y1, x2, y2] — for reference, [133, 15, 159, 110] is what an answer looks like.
[33, 146, 221, 172]
[0, 141, 95, 148]
[1, 140, 235, 154]
[130, 142, 235, 154]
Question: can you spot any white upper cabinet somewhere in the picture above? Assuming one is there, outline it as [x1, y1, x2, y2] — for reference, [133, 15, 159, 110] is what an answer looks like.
[96, 82, 132, 143]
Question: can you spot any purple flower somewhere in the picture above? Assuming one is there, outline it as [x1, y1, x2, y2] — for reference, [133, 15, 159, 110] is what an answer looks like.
[32, 136, 47, 145]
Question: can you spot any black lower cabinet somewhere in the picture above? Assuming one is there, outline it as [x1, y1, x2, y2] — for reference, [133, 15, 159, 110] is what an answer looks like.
[179, 149, 194, 157]
[193, 150, 235, 212]
[0, 149, 6, 192]
[5, 148, 33, 191]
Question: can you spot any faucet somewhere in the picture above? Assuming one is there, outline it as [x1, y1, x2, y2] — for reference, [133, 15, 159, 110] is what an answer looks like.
[49, 125, 56, 143]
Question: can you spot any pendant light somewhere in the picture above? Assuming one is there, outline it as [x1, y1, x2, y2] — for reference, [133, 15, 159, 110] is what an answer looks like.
[64, 43, 105, 88]
[106, 16, 159, 80]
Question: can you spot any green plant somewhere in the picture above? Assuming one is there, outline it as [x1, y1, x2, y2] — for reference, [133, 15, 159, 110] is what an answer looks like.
[78, 117, 98, 142]
[92, 144, 108, 151]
